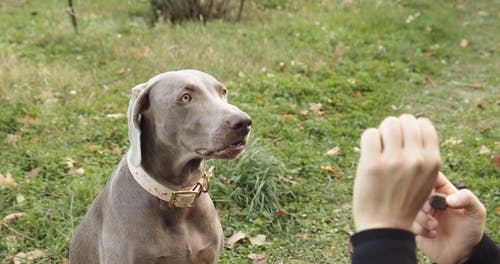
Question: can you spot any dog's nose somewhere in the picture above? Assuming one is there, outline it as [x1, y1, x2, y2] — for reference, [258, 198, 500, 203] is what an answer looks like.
[227, 113, 252, 135]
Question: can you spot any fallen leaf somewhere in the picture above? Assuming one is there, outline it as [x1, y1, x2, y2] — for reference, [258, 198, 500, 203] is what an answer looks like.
[6, 134, 18, 144]
[452, 179, 468, 189]
[460, 39, 468, 48]
[352, 91, 363, 99]
[278, 62, 285, 72]
[66, 157, 75, 169]
[491, 153, 500, 169]
[424, 75, 433, 84]
[308, 102, 324, 115]
[326, 146, 345, 156]
[116, 69, 126, 76]
[248, 253, 266, 264]
[2, 212, 27, 225]
[496, 206, 500, 214]
[226, 231, 246, 249]
[320, 166, 337, 178]
[341, 202, 352, 209]
[127, 48, 145, 59]
[61, 258, 69, 264]
[466, 83, 485, 89]
[338, 227, 353, 235]
[16, 194, 26, 205]
[106, 113, 125, 119]
[300, 110, 308, 115]
[249, 234, 271, 246]
[280, 114, 297, 121]
[422, 50, 433, 57]
[75, 167, 85, 175]
[294, 234, 308, 240]
[26, 167, 41, 179]
[12, 249, 47, 264]
[17, 115, 38, 125]
[274, 209, 286, 217]
[441, 137, 461, 147]
[0, 173, 18, 189]
[479, 145, 490, 155]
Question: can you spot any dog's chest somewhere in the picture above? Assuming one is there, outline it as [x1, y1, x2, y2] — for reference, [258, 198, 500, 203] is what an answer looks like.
[150, 222, 222, 264]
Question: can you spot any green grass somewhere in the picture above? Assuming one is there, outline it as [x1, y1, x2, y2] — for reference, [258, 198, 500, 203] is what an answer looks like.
[1, 0, 499, 263]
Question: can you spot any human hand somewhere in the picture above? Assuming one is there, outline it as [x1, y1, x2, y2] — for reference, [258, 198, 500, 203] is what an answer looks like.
[353, 114, 441, 232]
[413, 172, 486, 264]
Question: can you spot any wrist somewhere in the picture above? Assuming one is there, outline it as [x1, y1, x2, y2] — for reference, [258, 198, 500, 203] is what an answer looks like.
[355, 218, 413, 233]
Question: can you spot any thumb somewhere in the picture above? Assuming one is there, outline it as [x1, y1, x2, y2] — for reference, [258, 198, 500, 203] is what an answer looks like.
[446, 189, 486, 218]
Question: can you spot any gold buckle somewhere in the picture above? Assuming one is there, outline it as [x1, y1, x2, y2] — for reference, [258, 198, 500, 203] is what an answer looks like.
[169, 189, 201, 207]
[167, 167, 214, 208]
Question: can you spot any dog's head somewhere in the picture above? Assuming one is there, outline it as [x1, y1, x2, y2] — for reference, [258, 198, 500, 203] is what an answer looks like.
[127, 70, 251, 167]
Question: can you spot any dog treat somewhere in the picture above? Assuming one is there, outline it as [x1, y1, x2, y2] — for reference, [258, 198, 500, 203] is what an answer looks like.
[430, 194, 447, 210]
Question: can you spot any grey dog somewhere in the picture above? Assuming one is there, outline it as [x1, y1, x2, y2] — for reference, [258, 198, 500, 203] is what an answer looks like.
[69, 70, 251, 263]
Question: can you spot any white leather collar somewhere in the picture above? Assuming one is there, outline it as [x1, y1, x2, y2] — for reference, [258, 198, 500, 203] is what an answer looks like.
[126, 150, 211, 207]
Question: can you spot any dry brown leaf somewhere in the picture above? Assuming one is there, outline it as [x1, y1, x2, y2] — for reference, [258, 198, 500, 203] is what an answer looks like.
[61, 257, 69, 264]
[441, 137, 461, 147]
[424, 75, 433, 84]
[226, 231, 246, 249]
[6, 134, 18, 144]
[496, 206, 500, 214]
[249, 234, 271, 246]
[75, 167, 85, 175]
[116, 69, 126, 76]
[452, 179, 468, 189]
[26, 167, 41, 179]
[320, 166, 337, 178]
[278, 62, 285, 72]
[111, 146, 123, 154]
[248, 253, 266, 264]
[274, 209, 286, 217]
[460, 39, 468, 48]
[12, 249, 47, 264]
[2, 212, 27, 225]
[341, 202, 352, 209]
[106, 113, 125, 119]
[423, 50, 433, 57]
[352, 91, 363, 99]
[128, 48, 145, 59]
[491, 153, 500, 169]
[280, 114, 297, 121]
[338, 227, 353, 235]
[294, 234, 308, 240]
[66, 157, 75, 169]
[479, 145, 490, 155]
[17, 115, 38, 125]
[466, 83, 485, 89]
[326, 146, 345, 156]
[308, 102, 324, 115]
[16, 194, 26, 205]
[0, 173, 18, 189]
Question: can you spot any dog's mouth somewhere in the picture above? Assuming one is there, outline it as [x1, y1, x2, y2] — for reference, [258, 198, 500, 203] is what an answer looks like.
[195, 140, 247, 159]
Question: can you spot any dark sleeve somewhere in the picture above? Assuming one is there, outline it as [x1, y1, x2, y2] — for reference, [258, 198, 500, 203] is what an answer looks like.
[350, 229, 416, 264]
[463, 234, 500, 264]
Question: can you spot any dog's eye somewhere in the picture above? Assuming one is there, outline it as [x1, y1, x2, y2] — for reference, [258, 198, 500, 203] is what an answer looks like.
[179, 94, 192, 103]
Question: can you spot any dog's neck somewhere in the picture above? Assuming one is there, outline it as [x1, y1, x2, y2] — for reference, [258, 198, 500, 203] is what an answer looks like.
[139, 118, 204, 189]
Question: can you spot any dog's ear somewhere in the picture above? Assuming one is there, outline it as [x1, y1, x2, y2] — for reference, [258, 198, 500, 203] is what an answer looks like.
[127, 82, 152, 167]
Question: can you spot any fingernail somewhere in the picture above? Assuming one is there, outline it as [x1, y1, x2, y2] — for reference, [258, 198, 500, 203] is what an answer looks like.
[446, 194, 458, 205]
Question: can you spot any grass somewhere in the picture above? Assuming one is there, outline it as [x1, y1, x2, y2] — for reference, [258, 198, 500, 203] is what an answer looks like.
[1, 0, 499, 263]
